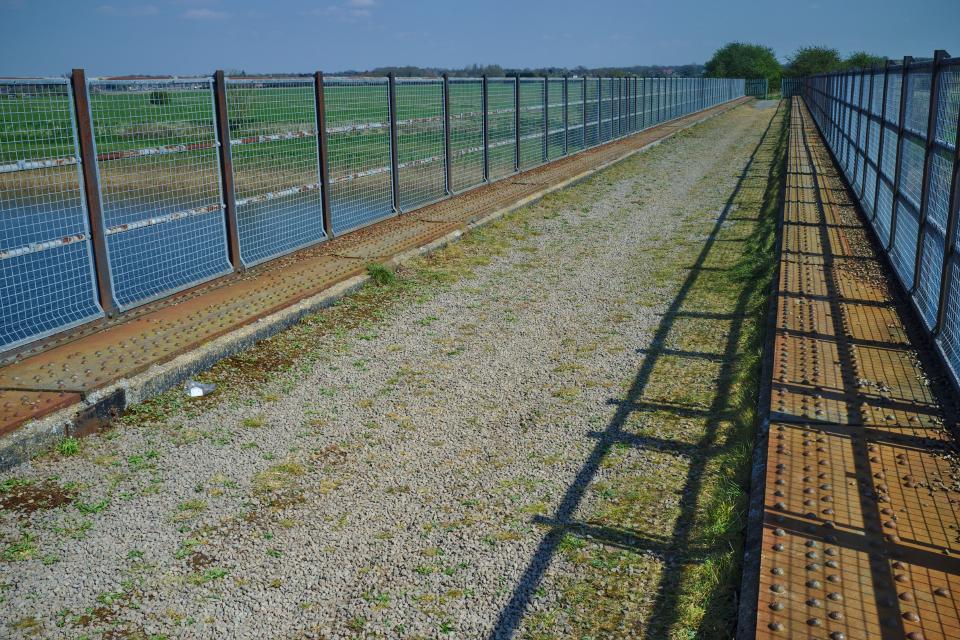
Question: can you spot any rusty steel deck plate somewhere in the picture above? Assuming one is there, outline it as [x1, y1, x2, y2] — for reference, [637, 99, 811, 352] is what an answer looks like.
[756, 100, 960, 640]
[0, 98, 750, 434]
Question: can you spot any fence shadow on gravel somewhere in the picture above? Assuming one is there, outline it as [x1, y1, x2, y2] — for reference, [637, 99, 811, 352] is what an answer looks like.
[488, 102, 787, 639]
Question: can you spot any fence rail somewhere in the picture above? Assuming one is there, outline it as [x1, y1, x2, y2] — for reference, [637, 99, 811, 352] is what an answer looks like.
[0, 71, 744, 352]
[801, 50, 960, 391]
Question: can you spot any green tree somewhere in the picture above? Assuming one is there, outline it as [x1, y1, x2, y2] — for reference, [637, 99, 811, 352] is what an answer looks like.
[784, 46, 842, 77]
[843, 51, 887, 70]
[704, 42, 781, 84]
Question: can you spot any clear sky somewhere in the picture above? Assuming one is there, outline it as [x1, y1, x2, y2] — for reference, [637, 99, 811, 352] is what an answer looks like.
[2, 0, 959, 77]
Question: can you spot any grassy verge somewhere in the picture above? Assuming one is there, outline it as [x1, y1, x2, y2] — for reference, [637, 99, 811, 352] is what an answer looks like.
[520, 103, 788, 639]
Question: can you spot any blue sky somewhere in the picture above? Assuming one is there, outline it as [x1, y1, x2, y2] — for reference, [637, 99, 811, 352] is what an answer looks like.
[2, 0, 959, 76]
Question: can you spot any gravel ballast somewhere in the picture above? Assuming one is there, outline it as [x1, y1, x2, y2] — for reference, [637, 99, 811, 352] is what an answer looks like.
[1, 102, 779, 639]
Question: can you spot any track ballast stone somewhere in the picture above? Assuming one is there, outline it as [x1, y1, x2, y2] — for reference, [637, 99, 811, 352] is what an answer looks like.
[1, 103, 777, 639]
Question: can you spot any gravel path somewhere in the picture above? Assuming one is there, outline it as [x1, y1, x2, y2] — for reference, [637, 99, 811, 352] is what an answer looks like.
[1, 103, 777, 639]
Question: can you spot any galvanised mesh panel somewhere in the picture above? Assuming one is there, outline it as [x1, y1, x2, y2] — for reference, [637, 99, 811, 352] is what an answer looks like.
[518, 78, 545, 170]
[935, 65, 959, 147]
[871, 72, 885, 115]
[600, 79, 612, 142]
[448, 78, 483, 192]
[867, 119, 881, 166]
[396, 78, 444, 211]
[226, 77, 325, 266]
[567, 78, 584, 153]
[88, 78, 230, 310]
[585, 78, 599, 147]
[885, 70, 903, 125]
[898, 135, 925, 209]
[890, 199, 919, 285]
[487, 78, 516, 181]
[612, 78, 621, 136]
[0, 79, 102, 351]
[925, 147, 954, 231]
[546, 79, 565, 160]
[904, 67, 932, 137]
[875, 178, 894, 246]
[863, 163, 877, 218]
[939, 256, 960, 381]
[880, 126, 899, 179]
[325, 77, 393, 235]
[914, 225, 944, 329]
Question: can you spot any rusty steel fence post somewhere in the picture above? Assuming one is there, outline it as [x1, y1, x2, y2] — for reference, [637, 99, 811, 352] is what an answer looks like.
[911, 50, 949, 294]
[212, 70, 243, 272]
[934, 85, 960, 336]
[442, 72, 453, 195]
[388, 72, 401, 213]
[70, 68, 117, 316]
[514, 74, 521, 171]
[871, 60, 892, 223]
[313, 71, 333, 238]
[482, 74, 490, 183]
[887, 56, 913, 252]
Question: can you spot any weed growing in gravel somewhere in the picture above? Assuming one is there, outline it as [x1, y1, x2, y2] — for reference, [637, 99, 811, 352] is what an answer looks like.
[241, 414, 266, 428]
[55, 437, 81, 457]
[367, 262, 397, 286]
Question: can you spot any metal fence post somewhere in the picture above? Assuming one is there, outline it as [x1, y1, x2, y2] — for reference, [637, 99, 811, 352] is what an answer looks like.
[542, 77, 548, 162]
[514, 74, 521, 171]
[887, 56, 913, 252]
[872, 60, 892, 223]
[70, 68, 118, 316]
[482, 74, 490, 182]
[563, 75, 569, 155]
[912, 50, 949, 294]
[388, 72, 401, 213]
[313, 71, 333, 238]
[212, 70, 244, 273]
[442, 72, 453, 194]
[934, 91, 960, 336]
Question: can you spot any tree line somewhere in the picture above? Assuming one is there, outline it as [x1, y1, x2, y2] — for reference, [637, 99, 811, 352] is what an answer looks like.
[704, 43, 887, 85]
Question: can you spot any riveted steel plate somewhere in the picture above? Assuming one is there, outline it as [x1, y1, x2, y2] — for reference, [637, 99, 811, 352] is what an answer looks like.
[0, 391, 82, 437]
[757, 99, 960, 640]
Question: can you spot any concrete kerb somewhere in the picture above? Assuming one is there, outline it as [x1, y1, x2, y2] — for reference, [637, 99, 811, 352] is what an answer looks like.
[0, 98, 748, 471]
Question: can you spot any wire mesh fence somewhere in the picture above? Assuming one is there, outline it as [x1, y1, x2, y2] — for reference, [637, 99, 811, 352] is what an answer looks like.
[226, 77, 325, 266]
[519, 78, 546, 170]
[1, 70, 744, 352]
[448, 78, 484, 192]
[0, 79, 102, 350]
[487, 77, 517, 181]
[88, 77, 231, 310]
[396, 78, 445, 210]
[802, 52, 960, 390]
[324, 77, 393, 235]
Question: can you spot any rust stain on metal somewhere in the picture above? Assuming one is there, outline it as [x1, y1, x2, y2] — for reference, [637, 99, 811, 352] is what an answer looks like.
[0, 98, 747, 434]
[756, 99, 960, 640]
